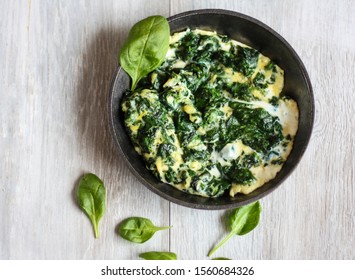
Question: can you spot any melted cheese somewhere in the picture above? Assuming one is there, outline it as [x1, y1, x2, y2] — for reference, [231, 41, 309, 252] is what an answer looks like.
[156, 157, 168, 179]
[277, 99, 299, 136]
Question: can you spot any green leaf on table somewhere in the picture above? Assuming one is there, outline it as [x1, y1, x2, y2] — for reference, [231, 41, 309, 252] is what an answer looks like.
[77, 173, 106, 239]
[208, 201, 262, 257]
[139, 251, 177, 260]
[118, 217, 171, 243]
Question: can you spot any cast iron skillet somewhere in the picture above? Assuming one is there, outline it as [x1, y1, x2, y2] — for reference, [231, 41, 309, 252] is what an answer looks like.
[109, 9, 314, 209]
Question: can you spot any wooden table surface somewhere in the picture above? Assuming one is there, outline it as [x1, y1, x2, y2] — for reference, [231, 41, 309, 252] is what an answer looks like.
[1, 0, 354, 260]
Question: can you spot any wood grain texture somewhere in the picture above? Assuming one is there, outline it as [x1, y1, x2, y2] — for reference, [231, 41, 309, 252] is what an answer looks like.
[0, 0, 354, 260]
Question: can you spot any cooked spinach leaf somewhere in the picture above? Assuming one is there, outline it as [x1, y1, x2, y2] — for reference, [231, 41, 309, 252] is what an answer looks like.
[234, 46, 259, 76]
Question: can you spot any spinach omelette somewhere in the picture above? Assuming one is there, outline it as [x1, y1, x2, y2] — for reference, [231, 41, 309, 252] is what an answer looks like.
[121, 29, 299, 197]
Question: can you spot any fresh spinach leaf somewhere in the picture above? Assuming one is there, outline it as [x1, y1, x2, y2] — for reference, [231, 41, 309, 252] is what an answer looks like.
[77, 173, 106, 239]
[139, 251, 177, 260]
[119, 15, 170, 90]
[118, 217, 171, 243]
[212, 257, 232, 260]
[208, 201, 261, 256]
